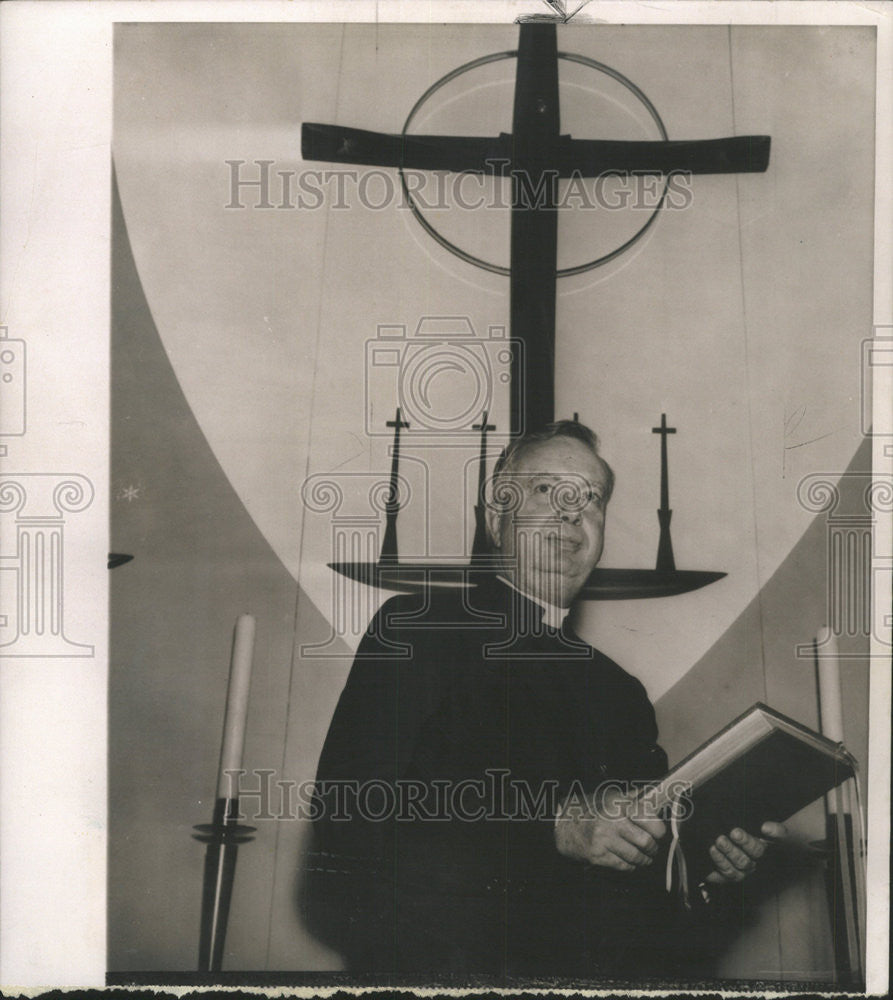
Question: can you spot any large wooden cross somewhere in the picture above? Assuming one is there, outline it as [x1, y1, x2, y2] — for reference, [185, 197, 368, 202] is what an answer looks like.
[302, 22, 770, 434]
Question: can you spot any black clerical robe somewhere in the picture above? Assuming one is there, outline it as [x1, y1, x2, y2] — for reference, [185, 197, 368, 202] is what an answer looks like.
[302, 577, 726, 980]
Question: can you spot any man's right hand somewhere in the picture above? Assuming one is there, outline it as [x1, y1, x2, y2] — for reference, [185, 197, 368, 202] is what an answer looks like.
[554, 785, 667, 871]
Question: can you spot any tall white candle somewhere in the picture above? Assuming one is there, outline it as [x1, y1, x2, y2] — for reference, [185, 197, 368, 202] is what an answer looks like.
[216, 614, 256, 800]
[816, 625, 845, 744]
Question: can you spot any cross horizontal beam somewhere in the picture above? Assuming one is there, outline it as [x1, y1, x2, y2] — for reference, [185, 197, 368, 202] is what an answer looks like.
[301, 123, 771, 177]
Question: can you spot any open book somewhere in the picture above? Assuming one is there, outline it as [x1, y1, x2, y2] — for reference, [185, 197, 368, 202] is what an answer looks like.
[638, 703, 857, 887]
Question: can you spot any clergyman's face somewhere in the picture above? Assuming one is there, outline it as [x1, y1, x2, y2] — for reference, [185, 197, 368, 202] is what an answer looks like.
[486, 437, 610, 608]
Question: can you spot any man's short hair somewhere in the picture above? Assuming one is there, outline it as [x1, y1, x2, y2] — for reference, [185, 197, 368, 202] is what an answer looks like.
[491, 419, 615, 503]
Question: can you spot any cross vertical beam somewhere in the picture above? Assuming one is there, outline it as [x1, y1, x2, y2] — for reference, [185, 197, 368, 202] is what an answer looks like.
[510, 23, 559, 435]
[652, 413, 677, 571]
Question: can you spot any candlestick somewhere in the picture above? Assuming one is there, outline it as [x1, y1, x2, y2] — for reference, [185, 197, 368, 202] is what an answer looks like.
[815, 625, 863, 983]
[194, 613, 258, 974]
[816, 625, 844, 744]
[216, 614, 256, 798]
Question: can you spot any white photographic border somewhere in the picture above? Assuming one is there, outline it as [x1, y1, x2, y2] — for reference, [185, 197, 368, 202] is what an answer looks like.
[0, 0, 889, 992]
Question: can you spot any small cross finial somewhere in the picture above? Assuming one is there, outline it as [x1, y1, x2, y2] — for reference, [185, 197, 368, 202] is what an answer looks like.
[473, 410, 496, 433]
[387, 407, 410, 429]
[652, 412, 676, 438]
[572, 412, 579, 422]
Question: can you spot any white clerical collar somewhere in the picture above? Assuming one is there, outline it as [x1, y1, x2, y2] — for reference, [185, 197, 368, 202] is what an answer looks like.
[496, 575, 569, 629]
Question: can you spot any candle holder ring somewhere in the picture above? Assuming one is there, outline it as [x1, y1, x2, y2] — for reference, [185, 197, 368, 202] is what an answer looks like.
[192, 822, 256, 845]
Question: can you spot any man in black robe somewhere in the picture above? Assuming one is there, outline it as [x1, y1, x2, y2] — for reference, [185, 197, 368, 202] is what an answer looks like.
[302, 421, 782, 980]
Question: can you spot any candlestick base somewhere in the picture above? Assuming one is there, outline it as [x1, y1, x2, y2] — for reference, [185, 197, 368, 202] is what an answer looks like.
[193, 797, 256, 972]
[192, 824, 256, 845]
[192, 796, 256, 843]
[823, 810, 864, 987]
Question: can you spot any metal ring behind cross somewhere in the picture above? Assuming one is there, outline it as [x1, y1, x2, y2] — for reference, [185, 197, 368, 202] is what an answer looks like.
[398, 49, 671, 277]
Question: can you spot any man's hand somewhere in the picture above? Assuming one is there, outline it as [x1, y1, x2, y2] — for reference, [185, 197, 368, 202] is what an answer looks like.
[555, 786, 666, 872]
[704, 821, 787, 884]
